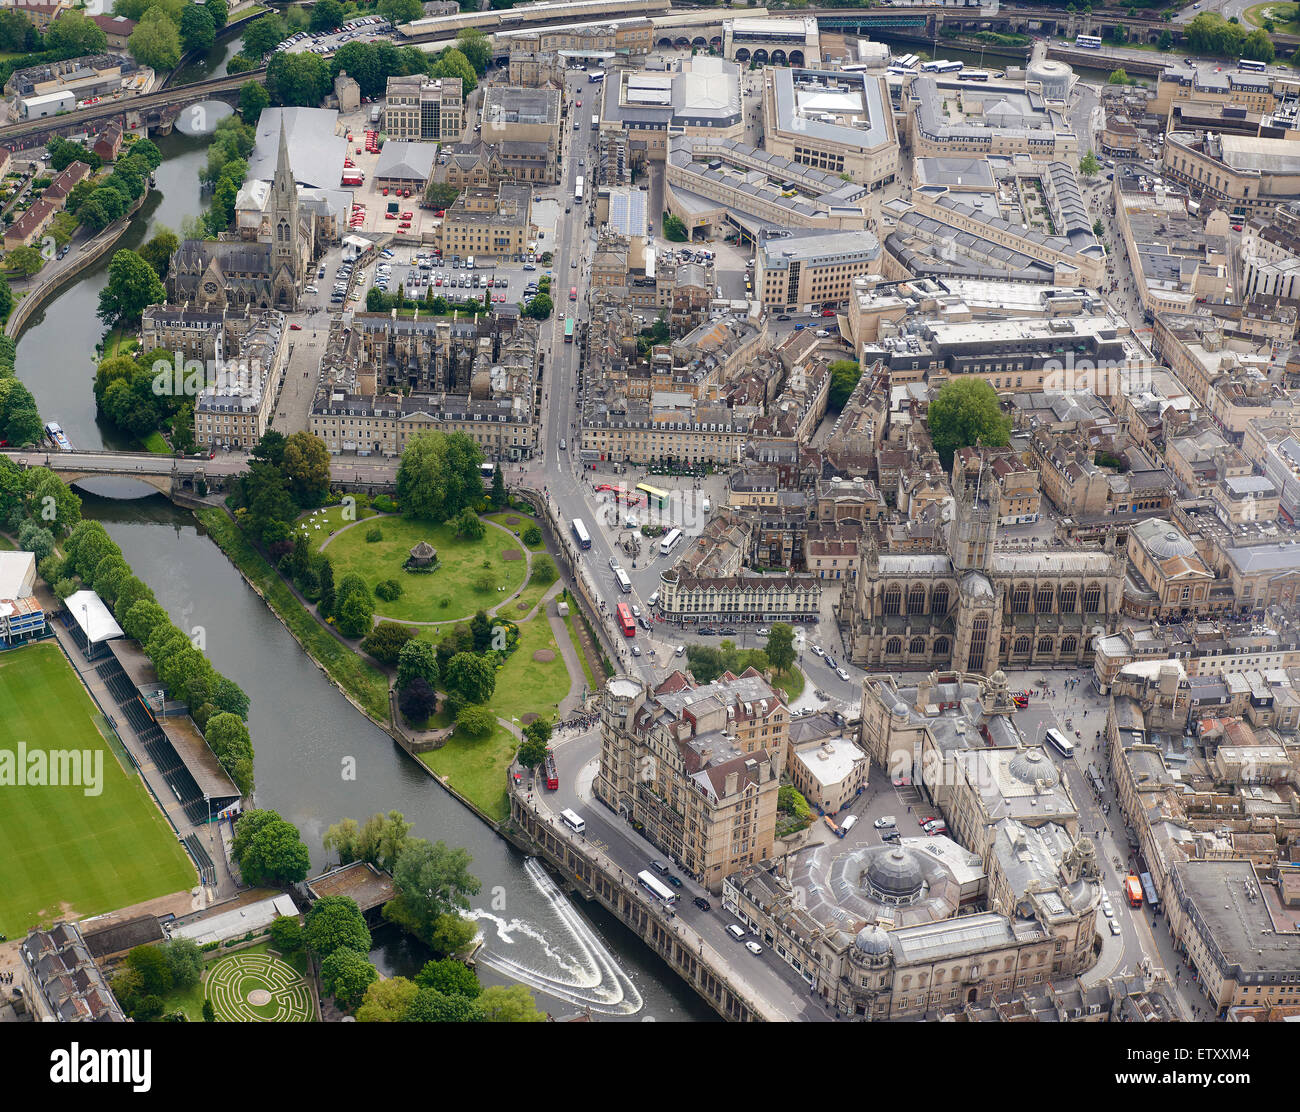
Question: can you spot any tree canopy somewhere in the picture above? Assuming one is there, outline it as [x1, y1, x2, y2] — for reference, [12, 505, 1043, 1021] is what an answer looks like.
[396, 430, 485, 522]
[926, 378, 1011, 469]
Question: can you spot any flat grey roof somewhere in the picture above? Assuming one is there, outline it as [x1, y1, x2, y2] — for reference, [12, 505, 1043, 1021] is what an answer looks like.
[770, 67, 891, 152]
[248, 107, 347, 191]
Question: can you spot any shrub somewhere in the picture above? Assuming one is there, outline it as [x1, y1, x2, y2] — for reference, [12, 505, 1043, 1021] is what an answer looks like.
[522, 525, 542, 546]
[366, 526, 383, 543]
[374, 579, 403, 601]
[372, 494, 397, 513]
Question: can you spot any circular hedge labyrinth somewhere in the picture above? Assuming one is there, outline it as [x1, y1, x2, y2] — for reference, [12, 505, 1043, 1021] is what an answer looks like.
[204, 953, 314, 1022]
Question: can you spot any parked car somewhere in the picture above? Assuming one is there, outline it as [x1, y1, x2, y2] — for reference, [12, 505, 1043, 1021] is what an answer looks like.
[666, 875, 682, 888]
[651, 861, 670, 875]
[873, 816, 897, 830]
[744, 941, 763, 955]
[726, 924, 746, 941]
[824, 656, 838, 670]
[836, 667, 850, 681]
[693, 896, 711, 912]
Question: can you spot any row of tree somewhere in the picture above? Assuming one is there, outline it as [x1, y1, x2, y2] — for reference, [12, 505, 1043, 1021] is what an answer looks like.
[119, 0, 230, 75]
[42, 518, 255, 793]
[0, 334, 42, 448]
[1184, 12, 1275, 63]
[196, 113, 257, 238]
[57, 136, 163, 236]
[686, 623, 798, 686]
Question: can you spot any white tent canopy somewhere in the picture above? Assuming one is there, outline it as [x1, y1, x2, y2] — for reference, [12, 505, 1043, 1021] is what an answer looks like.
[66, 590, 124, 645]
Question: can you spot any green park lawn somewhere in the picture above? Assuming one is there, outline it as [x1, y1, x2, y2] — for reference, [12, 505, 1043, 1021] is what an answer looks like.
[318, 514, 528, 623]
[774, 666, 805, 704]
[487, 614, 571, 725]
[141, 431, 170, 454]
[420, 719, 516, 822]
[486, 510, 545, 551]
[1244, 2, 1300, 31]
[159, 941, 310, 1022]
[0, 643, 197, 938]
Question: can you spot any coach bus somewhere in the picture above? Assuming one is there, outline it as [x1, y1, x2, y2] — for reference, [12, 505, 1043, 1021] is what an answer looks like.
[543, 750, 559, 790]
[1238, 57, 1267, 72]
[1139, 871, 1160, 911]
[564, 316, 575, 342]
[637, 869, 677, 908]
[922, 59, 962, 73]
[1075, 34, 1102, 49]
[588, 69, 605, 82]
[560, 808, 585, 834]
[894, 53, 920, 69]
[1124, 875, 1143, 908]
[575, 174, 584, 203]
[616, 602, 636, 636]
[1044, 727, 1076, 759]
[635, 482, 669, 510]
[571, 517, 592, 549]
[614, 567, 632, 594]
[659, 527, 683, 556]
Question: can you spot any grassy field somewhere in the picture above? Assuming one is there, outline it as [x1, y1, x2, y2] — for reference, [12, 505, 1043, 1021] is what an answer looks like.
[1244, 1, 1300, 31]
[486, 510, 545, 551]
[159, 941, 311, 1022]
[141, 431, 170, 454]
[319, 515, 528, 623]
[198, 509, 391, 721]
[0, 643, 196, 938]
[773, 666, 804, 704]
[559, 605, 597, 694]
[420, 720, 515, 823]
[487, 614, 570, 726]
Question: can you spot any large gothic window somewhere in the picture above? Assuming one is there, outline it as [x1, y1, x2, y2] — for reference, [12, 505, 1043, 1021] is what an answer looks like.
[1011, 585, 1030, 614]
[1037, 636, 1054, 655]
[1083, 583, 1102, 612]
[1059, 584, 1077, 613]
[909, 637, 925, 655]
[933, 637, 951, 657]
[1035, 585, 1054, 613]
[968, 615, 989, 673]
[883, 586, 901, 615]
[1061, 635, 1078, 654]
[907, 585, 926, 615]
[886, 638, 902, 655]
[931, 585, 949, 614]
[1013, 636, 1031, 654]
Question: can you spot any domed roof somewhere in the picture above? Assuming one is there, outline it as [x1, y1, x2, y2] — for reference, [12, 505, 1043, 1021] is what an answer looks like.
[854, 924, 891, 956]
[961, 571, 995, 600]
[865, 847, 925, 902]
[1145, 528, 1195, 560]
[991, 668, 1007, 686]
[1009, 746, 1060, 786]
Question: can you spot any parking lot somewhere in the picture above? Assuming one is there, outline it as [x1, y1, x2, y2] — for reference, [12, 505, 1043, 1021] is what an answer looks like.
[365, 251, 566, 311]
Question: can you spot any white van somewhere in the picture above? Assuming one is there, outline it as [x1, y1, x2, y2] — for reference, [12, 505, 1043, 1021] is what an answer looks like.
[726, 924, 746, 941]
[647, 590, 659, 608]
[839, 815, 858, 833]
[466, 255, 475, 270]
[674, 644, 685, 657]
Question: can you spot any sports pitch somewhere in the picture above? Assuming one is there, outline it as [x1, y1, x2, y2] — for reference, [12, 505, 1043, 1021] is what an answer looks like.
[0, 642, 197, 937]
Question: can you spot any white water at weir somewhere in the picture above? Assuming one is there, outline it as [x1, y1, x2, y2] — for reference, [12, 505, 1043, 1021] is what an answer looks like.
[470, 858, 645, 1015]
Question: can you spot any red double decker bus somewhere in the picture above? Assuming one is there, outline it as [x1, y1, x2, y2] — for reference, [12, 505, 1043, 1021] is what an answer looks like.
[616, 603, 636, 637]
[543, 750, 559, 790]
[1123, 875, 1143, 908]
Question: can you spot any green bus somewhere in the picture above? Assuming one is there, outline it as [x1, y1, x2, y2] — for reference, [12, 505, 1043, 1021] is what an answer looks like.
[636, 482, 669, 510]
[564, 317, 574, 343]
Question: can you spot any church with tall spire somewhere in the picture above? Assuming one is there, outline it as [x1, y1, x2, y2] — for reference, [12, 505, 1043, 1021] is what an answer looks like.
[168, 118, 316, 313]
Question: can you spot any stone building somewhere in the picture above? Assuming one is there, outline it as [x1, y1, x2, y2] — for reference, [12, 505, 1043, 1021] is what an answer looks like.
[844, 463, 1125, 674]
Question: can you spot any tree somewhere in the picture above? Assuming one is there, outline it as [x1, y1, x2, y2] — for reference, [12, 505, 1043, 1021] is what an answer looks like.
[212, 676, 250, 720]
[242, 13, 286, 58]
[138, 229, 179, 281]
[270, 914, 303, 955]
[396, 430, 485, 523]
[239, 80, 270, 126]
[926, 378, 1011, 469]
[125, 944, 173, 996]
[455, 507, 486, 541]
[357, 976, 419, 1022]
[281, 430, 331, 505]
[416, 958, 482, 999]
[379, 0, 424, 24]
[129, 8, 182, 72]
[17, 521, 54, 562]
[424, 181, 460, 209]
[404, 986, 483, 1022]
[662, 212, 688, 242]
[456, 27, 490, 75]
[267, 51, 332, 107]
[765, 623, 796, 675]
[202, 999, 216, 1022]
[98, 249, 166, 328]
[179, 5, 216, 55]
[384, 838, 482, 946]
[398, 677, 436, 724]
[396, 638, 439, 691]
[522, 292, 553, 320]
[0, 379, 42, 449]
[1158, 29, 1173, 50]
[310, 0, 345, 32]
[354, 810, 412, 873]
[827, 359, 862, 411]
[1079, 149, 1102, 177]
[163, 938, 203, 990]
[0, 273, 11, 324]
[362, 621, 417, 666]
[204, 712, 255, 794]
[518, 736, 548, 769]
[304, 895, 372, 959]
[337, 589, 375, 638]
[206, 0, 229, 30]
[455, 704, 495, 738]
[477, 983, 545, 1022]
[1093, 218, 1105, 238]
[92, 554, 131, 603]
[4, 246, 44, 278]
[231, 809, 310, 888]
[45, 10, 107, 56]
[444, 651, 495, 705]
[319, 947, 377, 1011]
[489, 465, 506, 509]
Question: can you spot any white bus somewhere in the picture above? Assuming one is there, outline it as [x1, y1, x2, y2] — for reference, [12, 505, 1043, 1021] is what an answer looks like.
[895, 53, 920, 69]
[921, 59, 962, 73]
[637, 870, 677, 907]
[614, 567, 632, 593]
[1238, 58, 1267, 72]
[588, 70, 605, 82]
[1044, 728, 1076, 759]
[560, 808, 585, 834]
[575, 175, 584, 203]
[1075, 34, 1102, 49]
[659, 527, 683, 556]
[571, 518, 592, 549]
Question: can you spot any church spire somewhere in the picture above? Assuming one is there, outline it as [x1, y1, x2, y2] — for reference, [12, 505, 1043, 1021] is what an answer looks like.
[273, 116, 292, 196]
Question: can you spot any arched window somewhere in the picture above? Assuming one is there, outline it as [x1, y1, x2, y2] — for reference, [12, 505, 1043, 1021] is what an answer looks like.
[1036, 585, 1054, 613]
[886, 637, 902, 655]
[883, 586, 901, 615]
[1038, 636, 1054, 655]
[968, 615, 989, 672]
[931, 585, 949, 614]
[1011, 585, 1030, 613]
[907, 585, 926, 615]
[1059, 584, 1077, 613]
[933, 637, 951, 657]
[1013, 636, 1031, 654]
[910, 637, 925, 655]
[1083, 583, 1102, 612]
[1061, 635, 1078, 654]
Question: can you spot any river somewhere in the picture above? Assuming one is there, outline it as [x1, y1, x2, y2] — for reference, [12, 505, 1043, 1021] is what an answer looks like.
[80, 484, 712, 1020]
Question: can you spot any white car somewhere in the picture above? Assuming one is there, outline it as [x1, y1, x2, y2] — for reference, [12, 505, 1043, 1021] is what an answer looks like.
[873, 816, 897, 830]
[631, 604, 642, 618]
[744, 941, 763, 956]
[836, 667, 850, 681]
[1108, 919, 1121, 935]
[609, 556, 621, 571]
[756, 627, 769, 637]
[1102, 902, 1114, 918]
[811, 645, 825, 657]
